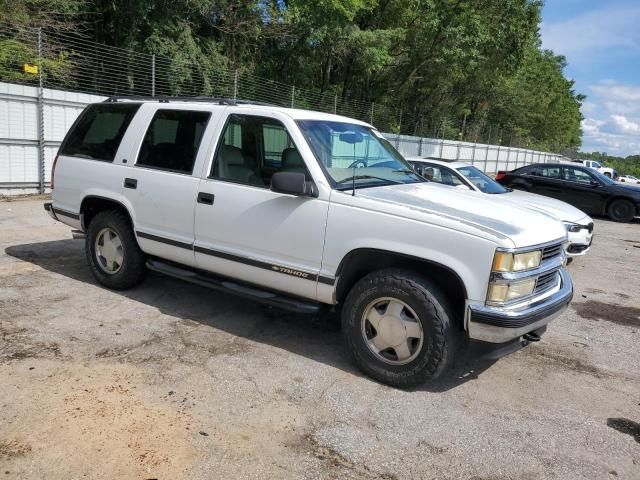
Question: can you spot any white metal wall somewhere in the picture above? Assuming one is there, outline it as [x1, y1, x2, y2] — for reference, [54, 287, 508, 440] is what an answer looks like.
[382, 133, 566, 174]
[0, 81, 566, 195]
[0, 82, 105, 194]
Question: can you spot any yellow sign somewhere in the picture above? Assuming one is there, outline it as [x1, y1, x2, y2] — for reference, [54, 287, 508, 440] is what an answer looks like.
[23, 64, 38, 74]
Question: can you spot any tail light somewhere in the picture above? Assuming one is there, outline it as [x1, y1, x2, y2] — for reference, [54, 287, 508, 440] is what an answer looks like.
[495, 170, 506, 181]
[51, 155, 59, 190]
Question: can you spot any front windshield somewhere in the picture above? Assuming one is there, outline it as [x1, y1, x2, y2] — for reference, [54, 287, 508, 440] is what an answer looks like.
[297, 120, 424, 189]
[590, 169, 616, 185]
[457, 166, 508, 194]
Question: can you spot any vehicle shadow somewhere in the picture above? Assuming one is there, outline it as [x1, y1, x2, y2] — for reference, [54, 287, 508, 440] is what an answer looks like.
[5, 239, 502, 392]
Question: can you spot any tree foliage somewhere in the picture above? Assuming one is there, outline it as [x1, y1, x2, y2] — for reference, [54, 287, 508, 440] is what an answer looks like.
[0, 0, 586, 151]
[577, 152, 640, 178]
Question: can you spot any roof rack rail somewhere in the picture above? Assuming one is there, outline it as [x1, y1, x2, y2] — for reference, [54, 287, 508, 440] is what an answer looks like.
[103, 96, 275, 107]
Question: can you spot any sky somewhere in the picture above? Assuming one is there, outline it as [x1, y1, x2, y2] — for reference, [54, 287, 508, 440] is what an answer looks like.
[541, 0, 640, 157]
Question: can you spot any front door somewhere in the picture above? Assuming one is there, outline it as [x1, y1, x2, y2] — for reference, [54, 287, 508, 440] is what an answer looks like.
[560, 166, 605, 213]
[194, 112, 329, 300]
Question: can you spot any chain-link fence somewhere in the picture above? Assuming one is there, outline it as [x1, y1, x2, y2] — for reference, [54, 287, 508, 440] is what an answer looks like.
[1, 21, 546, 146]
[0, 21, 566, 194]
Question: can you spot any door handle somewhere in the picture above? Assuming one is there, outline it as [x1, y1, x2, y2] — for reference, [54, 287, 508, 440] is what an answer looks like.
[124, 178, 137, 189]
[197, 192, 215, 205]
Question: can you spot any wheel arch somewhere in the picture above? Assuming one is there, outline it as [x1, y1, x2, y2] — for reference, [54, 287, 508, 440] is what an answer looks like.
[80, 195, 135, 231]
[334, 248, 469, 330]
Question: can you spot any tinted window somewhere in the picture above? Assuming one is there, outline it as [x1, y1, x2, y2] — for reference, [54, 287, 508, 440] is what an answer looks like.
[60, 103, 140, 162]
[417, 163, 465, 187]
[137, 110, 210, 174]
[212, 114, 306, 187]
[457, 166, 508, 194]
[527, 166, 561, 178]
[563, 166, 594, 184]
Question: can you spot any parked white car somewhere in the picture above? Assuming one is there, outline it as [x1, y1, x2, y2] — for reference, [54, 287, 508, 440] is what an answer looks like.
[407, 158, 594, 256]
[618, 175, 640, 184]
[45, 98, 573, 387]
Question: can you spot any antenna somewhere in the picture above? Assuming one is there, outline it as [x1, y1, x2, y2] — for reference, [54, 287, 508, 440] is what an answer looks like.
[351, 141, 357, 196]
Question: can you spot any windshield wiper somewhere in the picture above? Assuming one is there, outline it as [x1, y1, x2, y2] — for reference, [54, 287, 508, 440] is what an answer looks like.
[336, 175, 402, 188]
[392, 169, 416, 175]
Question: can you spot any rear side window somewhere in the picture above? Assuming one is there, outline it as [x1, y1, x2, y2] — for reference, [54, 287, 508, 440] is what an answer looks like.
[60, 103, 140, 162]
[137, 109, 211, 174]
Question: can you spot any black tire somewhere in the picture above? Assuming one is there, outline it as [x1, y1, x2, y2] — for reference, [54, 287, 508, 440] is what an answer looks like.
[607, 199, 635, 222]
[342, 268, 457, 388]
[85, 210, 147, 290]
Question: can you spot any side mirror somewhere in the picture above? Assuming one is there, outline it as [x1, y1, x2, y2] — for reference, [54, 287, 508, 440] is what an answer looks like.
[590, 180, 600, 187]
[455, 184, 471, 190]
[271, 171, 315, 197]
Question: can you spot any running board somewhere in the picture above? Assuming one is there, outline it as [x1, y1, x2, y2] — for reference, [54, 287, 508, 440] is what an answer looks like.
[146, 258, 322, 314]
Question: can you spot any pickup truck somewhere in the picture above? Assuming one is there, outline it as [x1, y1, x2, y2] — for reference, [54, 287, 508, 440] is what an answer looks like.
[45, 98, 573, 388]
[579, 159, 617, 179]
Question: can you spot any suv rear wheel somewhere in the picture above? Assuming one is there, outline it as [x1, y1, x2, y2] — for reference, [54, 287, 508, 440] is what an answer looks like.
[86, 210, 147, 289]
[342, 268, 457, 388]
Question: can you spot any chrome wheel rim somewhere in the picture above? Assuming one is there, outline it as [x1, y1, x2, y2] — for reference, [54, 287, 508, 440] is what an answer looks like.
[361, 297, 424, 365]
[95, 227, 124, 274]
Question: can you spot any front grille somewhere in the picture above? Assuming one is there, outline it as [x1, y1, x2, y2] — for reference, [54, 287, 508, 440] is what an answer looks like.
[535, 271, 559, 294]
[587, 222, 594, 233]
[541, 243, 563, 261]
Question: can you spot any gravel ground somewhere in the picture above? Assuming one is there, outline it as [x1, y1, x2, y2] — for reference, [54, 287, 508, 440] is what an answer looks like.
[1, 198, 639, 480]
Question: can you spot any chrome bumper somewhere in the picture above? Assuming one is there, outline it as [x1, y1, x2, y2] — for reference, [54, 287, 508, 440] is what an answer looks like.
[467, 268, 573, 343]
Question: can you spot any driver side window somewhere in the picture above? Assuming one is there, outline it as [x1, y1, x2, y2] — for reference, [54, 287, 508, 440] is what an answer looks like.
[563, 167, 594, 184]
[211, 114, 308, 187]
[420, 164, 464, 187]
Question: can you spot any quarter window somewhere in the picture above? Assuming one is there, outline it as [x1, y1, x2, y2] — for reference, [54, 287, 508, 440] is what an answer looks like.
[60, 103, 140, 162]
[137, 110, 210, 174]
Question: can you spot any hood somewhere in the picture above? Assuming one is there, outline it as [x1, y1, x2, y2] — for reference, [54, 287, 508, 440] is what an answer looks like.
[352, 182, 567, 248]
[504, 189, 589, 224]
[615, 183, 640, 194]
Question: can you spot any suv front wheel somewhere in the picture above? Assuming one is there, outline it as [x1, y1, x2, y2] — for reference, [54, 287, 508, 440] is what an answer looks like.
[342, 268, 457, 388]
[85, 210, 147, 290]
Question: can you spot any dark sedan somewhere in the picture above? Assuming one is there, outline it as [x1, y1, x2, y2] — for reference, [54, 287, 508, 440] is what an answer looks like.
[496, 163, 640, 222]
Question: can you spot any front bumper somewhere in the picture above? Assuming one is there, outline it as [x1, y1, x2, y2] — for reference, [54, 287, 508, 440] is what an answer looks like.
[467, 268, 573, 343]
[566, 221, 593, 257]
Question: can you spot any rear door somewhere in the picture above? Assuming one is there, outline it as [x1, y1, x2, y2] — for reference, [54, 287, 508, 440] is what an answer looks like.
[120, 104, 218, 267]
[52, 103, 141, 226]
[525, 165, 566, 199]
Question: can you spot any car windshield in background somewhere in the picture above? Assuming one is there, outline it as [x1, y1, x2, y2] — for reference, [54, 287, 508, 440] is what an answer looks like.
[457, 166, 508, 194]
[590, 169, 616, 185]
[296, 120, 424, 189]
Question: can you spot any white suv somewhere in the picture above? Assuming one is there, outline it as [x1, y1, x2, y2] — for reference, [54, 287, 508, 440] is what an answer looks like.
[45, 98, 573, 387]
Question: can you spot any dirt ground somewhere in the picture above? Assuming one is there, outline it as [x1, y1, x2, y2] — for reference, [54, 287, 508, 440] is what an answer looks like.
[1, 198, 639, 480]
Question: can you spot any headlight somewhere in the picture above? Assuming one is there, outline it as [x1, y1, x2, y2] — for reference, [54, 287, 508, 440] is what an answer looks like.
[492, 250, 542, 273]
[563, 222, 583, 233]
[487, 278, 536, 304]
